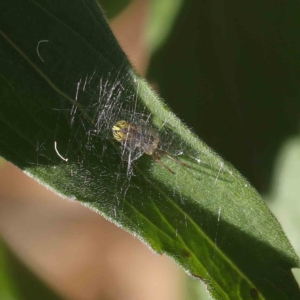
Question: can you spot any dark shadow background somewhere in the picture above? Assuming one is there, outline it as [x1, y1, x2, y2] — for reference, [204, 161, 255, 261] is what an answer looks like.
[149, 0, 300, 193]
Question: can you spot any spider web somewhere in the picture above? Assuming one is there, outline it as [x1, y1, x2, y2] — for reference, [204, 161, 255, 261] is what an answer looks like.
[66, 63, 191, 182]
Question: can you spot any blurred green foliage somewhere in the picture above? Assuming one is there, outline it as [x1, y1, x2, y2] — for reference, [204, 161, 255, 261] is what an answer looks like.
[267, 137, 300, 283]
[146, 0, 184, 53]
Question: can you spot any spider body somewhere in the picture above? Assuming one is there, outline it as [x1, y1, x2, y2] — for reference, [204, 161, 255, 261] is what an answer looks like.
[112, 120, 188, 174]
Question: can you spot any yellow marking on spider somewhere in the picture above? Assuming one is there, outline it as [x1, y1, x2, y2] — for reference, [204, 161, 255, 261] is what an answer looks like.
[112, 120, 189, 174]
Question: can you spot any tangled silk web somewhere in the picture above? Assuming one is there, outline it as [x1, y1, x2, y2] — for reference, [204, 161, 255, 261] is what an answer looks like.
[68, 65, 191, 180]
[52, 61, 227, 215]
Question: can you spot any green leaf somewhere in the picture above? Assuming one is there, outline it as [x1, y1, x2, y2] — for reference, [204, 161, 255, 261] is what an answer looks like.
[0, 0, 299, 299]
[267, 137, 300, 284]
[146, 0, 184, 53]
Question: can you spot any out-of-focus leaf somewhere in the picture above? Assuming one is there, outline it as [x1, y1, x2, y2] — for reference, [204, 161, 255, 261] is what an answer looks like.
[266, 137, 300, 284]
[147, 0, 183, 53]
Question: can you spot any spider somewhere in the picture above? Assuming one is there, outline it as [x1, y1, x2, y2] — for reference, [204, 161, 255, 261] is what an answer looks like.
[112, 120, 189, 174]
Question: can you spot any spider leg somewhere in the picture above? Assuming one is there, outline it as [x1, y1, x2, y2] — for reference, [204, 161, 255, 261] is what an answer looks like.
[160, 150, 190, 168]
[153, 157, 175, 174]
